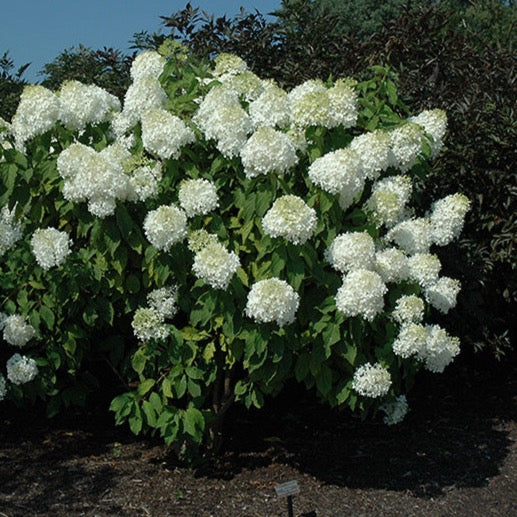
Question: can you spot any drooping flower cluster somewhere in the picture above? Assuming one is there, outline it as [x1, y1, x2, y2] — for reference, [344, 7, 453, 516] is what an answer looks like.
[178, 179, 219, 218]
[130, 50, 166, 81]
[392, 295, 425, 325]
[325, 232, 376, 273]
[1, 314, 36, 347]
[374, 248, 409, 283]
[6, 354, 38, 385]
[0, 205, 22, 256]
[409, 109, 447, 156]
[30, 227, 72, 270]
[132, 307, 169, 342]
[386, 217, 433, 255]
[366, 176, 412, 228]
[388, 123, 423, 172]
[248, 84, 290, 129]
[350, 130, 391, 180]
[245, 278, 300, 327]
[430, 193, 471, 246]
[147, 286, 178, 319]
[424, 277, 461, 314]
[352, 362, 392, 398]
[262, 195, 317, 245]
[407, 253, 441, 288]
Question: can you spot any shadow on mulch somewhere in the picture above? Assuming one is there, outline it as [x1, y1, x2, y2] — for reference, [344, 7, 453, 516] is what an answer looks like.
[196, 351, 516, 498]
[0, 349, 515, 515]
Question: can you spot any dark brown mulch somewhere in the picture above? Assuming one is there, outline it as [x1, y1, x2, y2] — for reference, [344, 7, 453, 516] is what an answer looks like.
[0, 353, 515, 517]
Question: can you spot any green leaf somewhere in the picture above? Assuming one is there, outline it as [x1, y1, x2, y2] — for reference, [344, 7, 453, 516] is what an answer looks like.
[182, 407, 205, 440]
[40, 305, 55, 330]
[142, 400, 157, 427]
[131, 349, 147, 375]
[162, 377, 173, 398]
[137, 378, 156, 396]
[316, 365, 333, 397]
[129, 405, 143, 434]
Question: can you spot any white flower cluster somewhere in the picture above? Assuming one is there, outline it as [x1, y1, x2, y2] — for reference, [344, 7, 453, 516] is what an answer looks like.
[240, 127, 298, 178]
[392, 295, 425, 325]
[374, 248, 409, 283]
[126, 161, 162, 203]
[388, 123, 423, 172]
[218, 71, 265, 102]
[57, 142, 132, 217]
[407, 253, 441, 288]
[11, 85, 60, 149]
[308, 148, 364, 195]
[392, 323, 460, 372]
[147, 286, 178, 319]
[424, 277, 461, 314]
[366, 175, 412, 228]
[246, 278, 300, 327]
[410, 109, 447, 156]
[325, 232, 375, 273]
[213, 53, 248, 77]
[59, 80, 120, 131]
[130, 50, 166, 81]
[192, 242, 240, 290]
[1, 314, 36, 347]
[249, 84, 290, 129]
[143, 205, 187, 251]
[262, 195, 317, 245]
[336, 269, 387, 321]
[380, 395, 408, 425]
[141, 108, 195, 160]
[386, 217, 433, 255]
[6, 353, 38, 385]
[131, 307, 169, 342]
[178, 179, 219, 218]
[350, 130, 391, 180]
[193, 85, 252, 158]
[0, 205, 22, 256]
[288, 78, 358, 129]
[352, 362, 392, 398]
[430, 193, 471, 246]
[30, 227, 71, 270]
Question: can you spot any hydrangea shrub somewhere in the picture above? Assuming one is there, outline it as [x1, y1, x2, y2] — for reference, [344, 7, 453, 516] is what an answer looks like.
[0, 47, 470, 452]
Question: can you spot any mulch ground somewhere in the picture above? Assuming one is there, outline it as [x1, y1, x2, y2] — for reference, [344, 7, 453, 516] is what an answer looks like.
[0, 352, 515, 517]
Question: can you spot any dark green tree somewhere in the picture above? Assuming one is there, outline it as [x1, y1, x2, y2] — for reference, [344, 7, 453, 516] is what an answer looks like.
[0, 51, 30, 121]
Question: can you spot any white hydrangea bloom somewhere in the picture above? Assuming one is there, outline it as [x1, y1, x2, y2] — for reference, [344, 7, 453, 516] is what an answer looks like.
[421, 325, 460, 373]
[338, 180, 364, 211]
[386, 217, 433, 255]
[366, 175, 412, 228]
[262, 195, 317, 245]
[392, 295, 425, 325]
[430, 193, 471, 246]
[122, 77, 168, 128]
[335, 269, 387, 321]
[218, 71, 265, 101]
[241, 127, 298, 178]
[2, 315, 36, 347]
[59, 80, 120, 130]
[0, 205, 22, 256]
[128, 164, 162, 203]
[132, 307, 169, 341]
[130, 50, 166, 81]
[0, 374, 6, 401]
[352, 362, 392, 398]
[350, 130, 391, 180]
[213, 53, 248, 77]
[327, 78, 358, 128]
[290, 79, 340, 127]
[392, 323, 428, 359]
[424, 277, 461, 314]
[192, 242, 240, 290]
[245, 278, 300, 327]
[388, 123, 423, 172]
[325, 232, 376, 273]
[408, 253, 441, 288]
[11, 85, 61, 147]
[380, 395, 408, 425]
[409, 109, 447, 156]
[308, 148, 364, 195]
[187, 229, 220, 253]
[178, 179, 219, 218]
[147, 286, 178, 319]
[143, 205, 187, 251]
[141, 108, 195, 160]
[374, 248, 409, 283]
[193, 85, 252, 158]
[31, 228, 71, 270]
[249, 84, 290, 128]
[285, 126, 308, 154]
[6, 354, 38, 385]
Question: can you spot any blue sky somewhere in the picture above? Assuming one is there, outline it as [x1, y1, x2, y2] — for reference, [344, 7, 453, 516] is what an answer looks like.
[1, 1, 281, 83]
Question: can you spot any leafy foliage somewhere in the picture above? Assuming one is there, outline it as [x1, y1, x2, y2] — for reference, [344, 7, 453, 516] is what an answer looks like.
[0, 52, 30, 121]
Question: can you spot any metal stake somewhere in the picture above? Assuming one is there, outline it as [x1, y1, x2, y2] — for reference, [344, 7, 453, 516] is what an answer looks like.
[287, 495, 294, 517]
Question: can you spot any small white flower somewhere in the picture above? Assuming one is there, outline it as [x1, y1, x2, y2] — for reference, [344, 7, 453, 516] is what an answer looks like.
[392, 323, 428, 359]
[2, 315, 36, 347]
[366, 175, 412, 228]
[421, 325, 460, 373]
[192, 242, 240, 290]
[6, 354, 38, 385]
[388, 123, 423, 172]
[350, 130, 391, 180]
[143, 205, 187, 251]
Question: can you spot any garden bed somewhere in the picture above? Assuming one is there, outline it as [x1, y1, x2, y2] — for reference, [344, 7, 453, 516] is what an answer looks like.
[0, 353, 515, 516]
